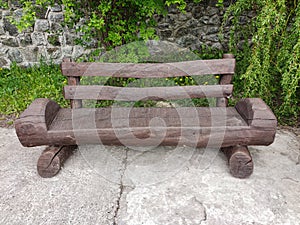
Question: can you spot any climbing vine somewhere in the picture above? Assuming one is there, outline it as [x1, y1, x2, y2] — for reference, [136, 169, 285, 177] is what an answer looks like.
[223, 0, 300, 125]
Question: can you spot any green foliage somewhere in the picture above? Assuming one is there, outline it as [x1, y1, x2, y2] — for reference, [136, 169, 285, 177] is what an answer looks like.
[0, 62, 68, 115]
[224, 0, 300, 125]
[12, 0, 201, 49]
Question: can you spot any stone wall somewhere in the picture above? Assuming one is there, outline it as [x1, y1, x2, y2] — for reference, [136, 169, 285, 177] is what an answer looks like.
[156, 0, 253, 52]
[0, 3, 88, 68]
[0, 0, 252, 68]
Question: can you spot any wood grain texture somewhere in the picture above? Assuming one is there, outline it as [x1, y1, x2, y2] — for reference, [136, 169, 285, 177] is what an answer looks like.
[235, 98, 277, 128]
[67, 76, 82, 109]
[222, 145, 253, 178]
[63, 85, 233, 101]
[37, 145, 76, 178]
[15, 98, 61, 147]
[61, 59, 236, 78]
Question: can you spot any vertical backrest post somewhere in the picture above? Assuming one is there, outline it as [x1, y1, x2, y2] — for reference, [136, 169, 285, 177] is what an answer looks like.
[63, 58, 83, 109]
[216, 54, 235, 107]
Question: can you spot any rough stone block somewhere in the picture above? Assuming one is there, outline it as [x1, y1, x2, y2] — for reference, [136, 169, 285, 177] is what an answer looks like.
[48, 12, 64, 23]
[62, 46, 73, 56]
[205, 34, 219, 42]
[18, 33, 32, 46]
[47, 47, 61, 60]
[208, 15, 220, 25]
[31, 32, 47, 46]
[51, 4, 62, 12]
[206, 26, 219, 35]
[34, 19, 49, 32]
[8, 48, 23, 63]
[72, 45, 84, 59]
[20, 47, 38, 62]
[1, 37, 19, 47]
[192, 6, 204, 19]
[3, 18, 18, 36]
[0, 57, 10, 68]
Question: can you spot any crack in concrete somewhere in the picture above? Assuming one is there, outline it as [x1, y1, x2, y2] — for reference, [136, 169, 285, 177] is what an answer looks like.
[112, 148, 128, 225]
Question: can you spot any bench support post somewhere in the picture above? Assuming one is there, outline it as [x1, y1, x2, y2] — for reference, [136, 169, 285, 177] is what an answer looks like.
[37, 145, 77, 178]
[221, 145, 253, 178]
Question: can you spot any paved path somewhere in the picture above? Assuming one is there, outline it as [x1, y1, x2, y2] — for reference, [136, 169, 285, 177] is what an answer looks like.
[0, 128, 299, 225]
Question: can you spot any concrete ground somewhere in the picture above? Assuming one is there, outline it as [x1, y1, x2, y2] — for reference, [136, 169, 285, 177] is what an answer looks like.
[0, 127, 300, 225]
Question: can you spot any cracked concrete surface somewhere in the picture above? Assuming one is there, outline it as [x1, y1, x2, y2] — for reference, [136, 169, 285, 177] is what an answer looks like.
[0, 128, 300, 225]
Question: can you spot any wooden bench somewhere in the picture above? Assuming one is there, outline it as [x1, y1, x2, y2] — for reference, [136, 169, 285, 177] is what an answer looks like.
[15, 54, 277, 178]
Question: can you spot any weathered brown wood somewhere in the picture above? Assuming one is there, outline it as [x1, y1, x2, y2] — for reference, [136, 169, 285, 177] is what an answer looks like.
[216, 54, 235, 107]
[67, 77, 82, 109]
[61, 59, 236, 78]
[45, 127, 276, 148]
[15, 98, 61, 147]
[221, 145, 253, 178]
[235, 98, 277, 128]
[37, 145, 76, 178]
[63, 85, 233, 101]
[63, 58, 83, 109]
[49, 107, 247, 130]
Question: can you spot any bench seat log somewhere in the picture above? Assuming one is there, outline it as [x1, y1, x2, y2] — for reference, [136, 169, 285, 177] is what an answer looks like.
[16, 98, 276, 148]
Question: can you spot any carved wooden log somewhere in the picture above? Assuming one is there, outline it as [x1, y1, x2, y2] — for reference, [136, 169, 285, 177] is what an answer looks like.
[37, 145, 77, 178]
[15, 98, 61, 147]
[222, 145, 253, 178]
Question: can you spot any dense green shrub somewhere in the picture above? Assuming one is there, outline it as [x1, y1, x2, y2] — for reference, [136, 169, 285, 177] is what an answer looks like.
[0, 62, 68, 115]
[224, 0, 300, 125]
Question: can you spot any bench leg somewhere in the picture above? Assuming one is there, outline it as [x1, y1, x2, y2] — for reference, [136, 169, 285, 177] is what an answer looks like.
[221, 145, 253, 178]
[37, 145, 77, 178]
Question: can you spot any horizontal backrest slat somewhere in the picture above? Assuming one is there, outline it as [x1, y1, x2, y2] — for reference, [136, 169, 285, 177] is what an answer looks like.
[61, 59, 235, 78]
[63, 85, 233, 101]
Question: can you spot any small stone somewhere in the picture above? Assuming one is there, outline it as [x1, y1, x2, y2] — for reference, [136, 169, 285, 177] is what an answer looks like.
[51, 4, 62, 12]
[34, 19, 49, 32]
[157, 23, 169, 29]
[208, 15, 220, 25]
[200, 16, 210, 25]
[8, 48, 23, 63]
[175, 27, 189, 37]
[0, 57, 10, 68]
[159, 29, 172, 39]
[65, 33, 76, 45]
[206, 26, 219, 35]
[47, 47, 61, 60]
[31, 32, 47, 46]
[72, 45, 84, 59]
[18, 33, 32, 46]
[211, 42, 223, 50]
[1, 37, 19, 47]
[206, 6, 219, 16]
[186, 18, 199, 28]
[50, 22, 63, 32]
[205, 34, 219, 42]
[48, 12, 64, 22]
[20, 47, 38, 62]
[192, 6, 204, 19]
[3, 18, 18, 36]
[62, 46, 73, 56]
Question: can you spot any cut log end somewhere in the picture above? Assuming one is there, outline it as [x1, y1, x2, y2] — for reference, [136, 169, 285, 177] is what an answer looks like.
[37, 145, 76, 178]
[222, 145, 253, 179]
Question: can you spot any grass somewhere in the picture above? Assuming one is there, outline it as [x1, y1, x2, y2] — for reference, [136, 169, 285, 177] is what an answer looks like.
[0, 62, 69, 116]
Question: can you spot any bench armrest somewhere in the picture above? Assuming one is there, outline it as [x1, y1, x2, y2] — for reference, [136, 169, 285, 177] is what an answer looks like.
[235, 98, 277, 129]
[15, 98, 61, 147]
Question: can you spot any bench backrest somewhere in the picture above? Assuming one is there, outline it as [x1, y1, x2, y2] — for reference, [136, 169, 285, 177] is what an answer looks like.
[60, 54, 235, 109]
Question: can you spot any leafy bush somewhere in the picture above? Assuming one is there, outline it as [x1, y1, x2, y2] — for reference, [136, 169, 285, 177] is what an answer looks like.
[0, 62, 68, 115]
[224, 0, 300, 125]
